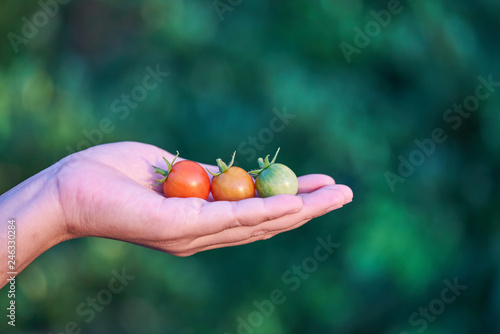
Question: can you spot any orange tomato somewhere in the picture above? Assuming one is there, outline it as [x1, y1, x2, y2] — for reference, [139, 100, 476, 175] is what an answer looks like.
[211, 166, 255, 201]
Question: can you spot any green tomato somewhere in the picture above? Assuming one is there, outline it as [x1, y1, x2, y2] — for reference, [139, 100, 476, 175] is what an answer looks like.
[250, 148, 299, 198]
[255, 163, 298, 197]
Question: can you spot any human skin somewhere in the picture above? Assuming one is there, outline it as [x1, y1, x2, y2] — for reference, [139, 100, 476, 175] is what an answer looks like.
[0, 141, 353, 289]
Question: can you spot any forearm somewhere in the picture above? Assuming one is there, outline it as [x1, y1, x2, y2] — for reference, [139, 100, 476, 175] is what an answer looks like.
[0, 162, 70, 289]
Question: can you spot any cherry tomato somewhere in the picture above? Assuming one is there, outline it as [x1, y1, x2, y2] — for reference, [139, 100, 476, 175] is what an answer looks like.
[153, 152, 210, 199]
[208, 152, 255, 201]
[249, 148, 298, 198]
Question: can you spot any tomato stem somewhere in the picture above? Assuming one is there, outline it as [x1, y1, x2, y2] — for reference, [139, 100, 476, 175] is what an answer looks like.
[206, 151, 236, 176]
[152, 151, 180, 185]
[270, 147, 280, 164]
[228, 151, 236, 168]
[152, 167, 169, 185]
[248, 147, 281, 177]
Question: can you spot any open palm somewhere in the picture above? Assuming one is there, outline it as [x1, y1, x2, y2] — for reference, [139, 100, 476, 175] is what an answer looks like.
[55, 142, 352, 256]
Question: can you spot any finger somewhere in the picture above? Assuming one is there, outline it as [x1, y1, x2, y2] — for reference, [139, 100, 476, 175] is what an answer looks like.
[175, 216, 320, 256]
[297, 174, 335, 194]
[169, 230, 288, 256]
[331, 184, 353, 204]
[181, 184, 347, 252]
[258, 184, 351, 233]
[257, 184, 347, 234]
[151, 194, 303, 241]
[297, 183, 348, 213]
[199, 194, 303, 231]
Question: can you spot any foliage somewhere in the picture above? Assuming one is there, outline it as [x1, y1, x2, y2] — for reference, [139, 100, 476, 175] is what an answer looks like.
[1, 0, 499, 333]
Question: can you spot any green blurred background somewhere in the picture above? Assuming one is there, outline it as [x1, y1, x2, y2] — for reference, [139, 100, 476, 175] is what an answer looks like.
[1, 0, 499, 333]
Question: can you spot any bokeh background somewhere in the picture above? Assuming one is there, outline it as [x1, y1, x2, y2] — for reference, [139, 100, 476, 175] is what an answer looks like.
[1, 0, 499, 333]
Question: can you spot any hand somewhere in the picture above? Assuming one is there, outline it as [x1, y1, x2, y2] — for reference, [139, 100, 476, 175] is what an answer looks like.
[57, 141, 353, 256]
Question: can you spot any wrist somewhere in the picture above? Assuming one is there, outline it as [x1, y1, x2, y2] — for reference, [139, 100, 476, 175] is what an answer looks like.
[0, 160, 71, 287]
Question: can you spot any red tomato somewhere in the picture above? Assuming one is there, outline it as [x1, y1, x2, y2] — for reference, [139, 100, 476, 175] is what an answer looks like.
[163, 160, 210, 199]
[153, 153, 210, 199]
[211, 166, 255, 201]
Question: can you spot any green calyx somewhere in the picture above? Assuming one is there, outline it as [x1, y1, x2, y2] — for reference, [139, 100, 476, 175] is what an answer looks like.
[152, 151, 179, 185]
[207, 151, 236, 176]
[248, 147, 280, 176]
